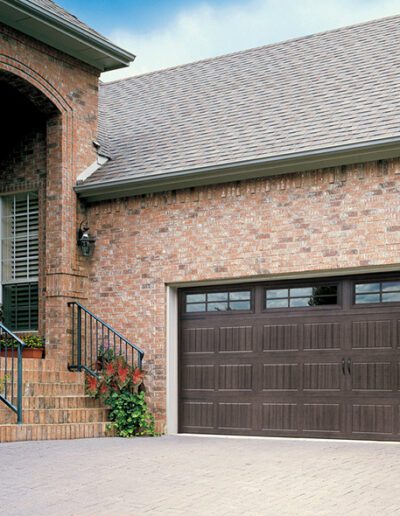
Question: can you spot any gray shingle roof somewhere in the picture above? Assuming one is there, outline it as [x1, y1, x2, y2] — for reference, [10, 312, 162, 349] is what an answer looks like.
[31, 0, 111, 43]
[87, 15, 400, 187]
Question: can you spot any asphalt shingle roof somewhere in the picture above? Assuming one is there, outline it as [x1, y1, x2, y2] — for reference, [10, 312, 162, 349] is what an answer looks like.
[32, 0, 111, 43]
[86, 15, 400, 187]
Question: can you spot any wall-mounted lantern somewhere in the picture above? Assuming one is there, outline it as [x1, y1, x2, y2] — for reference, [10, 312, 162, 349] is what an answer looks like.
[77, 221, 96, 257]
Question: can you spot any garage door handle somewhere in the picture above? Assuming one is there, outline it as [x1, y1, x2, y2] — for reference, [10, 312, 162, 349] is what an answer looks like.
[347, 358, 352, 375]
[342, 358, 345, 375]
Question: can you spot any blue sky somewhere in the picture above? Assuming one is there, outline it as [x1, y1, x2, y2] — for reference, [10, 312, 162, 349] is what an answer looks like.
[59, 0, 400, 81]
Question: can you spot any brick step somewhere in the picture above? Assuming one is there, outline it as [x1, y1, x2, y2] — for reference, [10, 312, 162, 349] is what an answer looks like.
[23, 382, 86, 396]
[1, 381, 86, 396]
[0, 358, 67, 371]
[4, 370, 85, 383]
[21, 395, 103, 409]
[0, 422, 112, 442]
[0, 407, 109, 424]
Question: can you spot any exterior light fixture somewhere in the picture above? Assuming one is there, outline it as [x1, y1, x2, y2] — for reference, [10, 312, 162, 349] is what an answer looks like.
[77, 221, 96, 257]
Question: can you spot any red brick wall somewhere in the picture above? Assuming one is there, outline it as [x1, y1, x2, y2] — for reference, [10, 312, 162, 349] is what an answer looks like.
[0, 22, 100, 359]
[85, 158, 400, 429]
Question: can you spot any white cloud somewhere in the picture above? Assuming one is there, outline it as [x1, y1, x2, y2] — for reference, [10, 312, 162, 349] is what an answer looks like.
[102, 0, 400, 82]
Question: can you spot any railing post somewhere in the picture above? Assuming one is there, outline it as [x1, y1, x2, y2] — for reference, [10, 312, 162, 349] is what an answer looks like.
[77, 306, 82, 372]
[17, 343, 23, 424]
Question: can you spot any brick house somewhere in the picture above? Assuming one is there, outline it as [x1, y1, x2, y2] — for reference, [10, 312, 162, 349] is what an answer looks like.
[1, 1, 400, 442]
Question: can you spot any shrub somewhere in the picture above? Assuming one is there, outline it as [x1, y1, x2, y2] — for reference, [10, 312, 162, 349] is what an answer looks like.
[85, 356, 155, 437]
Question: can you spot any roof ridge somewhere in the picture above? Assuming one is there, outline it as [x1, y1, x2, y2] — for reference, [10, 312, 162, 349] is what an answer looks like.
[101, 13, 400, 86]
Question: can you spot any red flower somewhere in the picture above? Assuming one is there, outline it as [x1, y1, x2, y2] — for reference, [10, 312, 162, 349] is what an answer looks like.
[86, 375, 98, 396]
[98, 382, 109, 396]
[104, 361, 115, 378]
[117, 360, 129, 387]
[132, 368, 145, 386]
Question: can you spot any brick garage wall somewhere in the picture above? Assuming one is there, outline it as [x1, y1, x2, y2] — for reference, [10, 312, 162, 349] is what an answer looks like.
[85, 158, 400, 430]
[0, 22, 100, 359]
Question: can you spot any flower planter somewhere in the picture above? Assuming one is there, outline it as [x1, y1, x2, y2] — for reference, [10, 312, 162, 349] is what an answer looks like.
[0, 348, 44, 359]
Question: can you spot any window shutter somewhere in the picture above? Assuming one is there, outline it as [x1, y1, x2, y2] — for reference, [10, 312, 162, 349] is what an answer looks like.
[1, 192, 39, 331]
[2, 192, 39, 283]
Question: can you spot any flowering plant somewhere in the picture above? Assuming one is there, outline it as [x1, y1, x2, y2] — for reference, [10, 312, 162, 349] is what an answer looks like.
[85, 355, 155, 437]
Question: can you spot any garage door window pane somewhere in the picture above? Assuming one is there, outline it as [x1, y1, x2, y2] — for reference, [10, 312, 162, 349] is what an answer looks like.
[230, 300, 251, 310]
[382, 292, 400, 302]
[208, 302, 228, 311]
[230, 291, 251, 301]
[355, 283, 380, 294]
[186, 303, 206, 312]
[266, 298, 289, 308]
[186, 294, 206, 303]
[267, 289, 288, 299]
[291, 287, 313, 297]
[382, 281, 400, 292]
[356, 293, 380, 304]
[208, 292, 228, 302]
[290, 297, 310, 307]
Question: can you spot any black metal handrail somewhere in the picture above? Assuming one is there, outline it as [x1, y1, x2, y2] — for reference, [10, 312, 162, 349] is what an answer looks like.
[0, 323, 25, 424]
[68, 301, 144, 377]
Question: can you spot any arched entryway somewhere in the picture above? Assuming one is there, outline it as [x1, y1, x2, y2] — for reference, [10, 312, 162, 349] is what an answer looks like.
[0, 66, 79, 362]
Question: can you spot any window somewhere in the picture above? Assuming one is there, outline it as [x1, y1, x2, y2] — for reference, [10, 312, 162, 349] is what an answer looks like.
[265, 285, 338, 309]
[355, 281, 400, 304]
[185, 291, 251, 312]
[1, 192, 39, 331]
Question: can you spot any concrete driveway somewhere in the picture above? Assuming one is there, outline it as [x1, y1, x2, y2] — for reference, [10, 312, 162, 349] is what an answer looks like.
[1, 435, 400, 515]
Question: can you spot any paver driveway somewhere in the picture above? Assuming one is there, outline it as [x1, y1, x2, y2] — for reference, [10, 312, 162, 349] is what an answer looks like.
[1, 435, 400, 515]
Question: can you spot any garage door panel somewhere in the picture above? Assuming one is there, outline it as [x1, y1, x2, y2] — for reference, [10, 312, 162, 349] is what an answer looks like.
[218, 364, 253, 391]
[350, 404, 395, 435]
[262, 403, 298, 432]
[263, 324, 299, 351]
[303, 322, 342, 350]
[219, 326, 254, 353]
[263, 364, 299, 391]
[181, 365, 215, 392]
[181, 401, 215, 431]
[303, 403, 344, 433]
[217, 402, 253, 431]
[350, 361, 393, 391]
[303, 363, 342, 391]
[182, 327, 216, 354]
[351, 320, 393, 349]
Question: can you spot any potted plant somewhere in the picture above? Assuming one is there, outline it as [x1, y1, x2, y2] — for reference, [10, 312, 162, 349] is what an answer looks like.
[0, 334, 44, 359]
[23, 335, 45, 359]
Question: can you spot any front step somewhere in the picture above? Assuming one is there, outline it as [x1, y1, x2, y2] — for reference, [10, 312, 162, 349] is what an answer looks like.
[0, 407, 109, 424]
[0, 358, 110, 442]
[0, 422, 112, 442]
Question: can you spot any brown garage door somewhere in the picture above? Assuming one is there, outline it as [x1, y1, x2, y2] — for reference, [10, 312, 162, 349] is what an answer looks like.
[179, 274, 400, 441]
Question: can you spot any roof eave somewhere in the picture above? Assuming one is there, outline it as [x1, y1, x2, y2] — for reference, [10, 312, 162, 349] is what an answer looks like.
[0, 0, 135, 71]
[75, 137, 400, 202]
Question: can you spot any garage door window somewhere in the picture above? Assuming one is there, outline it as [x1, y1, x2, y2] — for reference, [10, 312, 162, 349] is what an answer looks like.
[185, 291, 251, 312]
[355, 281, 400, 304]
[266, 285, 338, 308]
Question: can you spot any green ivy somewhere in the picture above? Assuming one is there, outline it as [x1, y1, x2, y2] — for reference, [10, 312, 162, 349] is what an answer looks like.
[106, 390, 155, 438]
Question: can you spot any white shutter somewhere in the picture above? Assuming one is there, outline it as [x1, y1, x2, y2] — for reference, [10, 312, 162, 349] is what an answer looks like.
[2, 192, 39, 284]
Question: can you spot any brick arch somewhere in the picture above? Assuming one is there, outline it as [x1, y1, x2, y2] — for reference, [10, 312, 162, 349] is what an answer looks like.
[0, 55, 73, 114]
